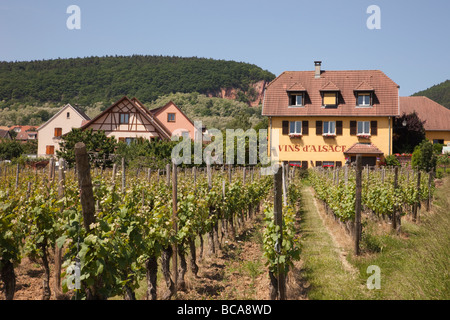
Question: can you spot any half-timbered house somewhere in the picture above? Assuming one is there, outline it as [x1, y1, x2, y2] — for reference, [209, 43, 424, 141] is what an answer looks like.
[80, 96, 171, 144]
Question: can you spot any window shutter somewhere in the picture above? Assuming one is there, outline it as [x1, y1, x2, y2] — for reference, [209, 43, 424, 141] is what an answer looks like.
[301, 161, 308, 169]
[336, 121, 343, 135]
[370, 121, 378, 136]
[46, 145, 54, 155]
[302, 121, 309, 135]
[282, 121, 289, 135]
[323, 93, 337, 105]
[316, 121, 322, 135]
[350, 121, 357, 135]
[316, 161, 322, 167]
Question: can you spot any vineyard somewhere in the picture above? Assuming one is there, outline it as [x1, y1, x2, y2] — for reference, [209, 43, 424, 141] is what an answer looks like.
[1, 151, 447, 300]
[309, 164, 434, 227]
[1, 154, 303, 300]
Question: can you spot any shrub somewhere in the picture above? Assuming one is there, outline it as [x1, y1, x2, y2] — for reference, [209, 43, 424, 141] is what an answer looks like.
[411, 140, 437, 172]
[385, 154, 401, 167]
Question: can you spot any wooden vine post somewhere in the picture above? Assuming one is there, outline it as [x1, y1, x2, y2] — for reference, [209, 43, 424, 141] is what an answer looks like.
[54, 158, 66, 299]
[426, 170, 433, 212]
[74, 142, 102, 299]
[74, 143, 96, 232]
[354, 155, 362, 256]
[413, 171, 421, 222]
[273, 164, 286, 300]
[392, 166, 400, 232]
[172, 161, 178, 297]
[206, 159, 215, 256]
[121, 157, 126, 193]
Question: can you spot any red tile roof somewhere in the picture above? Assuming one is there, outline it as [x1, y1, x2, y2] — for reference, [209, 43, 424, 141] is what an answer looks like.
[286, 82, 306, 91]
[344, 143, 384, 155]
[354, 81, 374, 91]
[81, 96, 172, 139]
[262, 69, 399, 117]
[399, 96, 450, 131]
[320, 80, 340, 91]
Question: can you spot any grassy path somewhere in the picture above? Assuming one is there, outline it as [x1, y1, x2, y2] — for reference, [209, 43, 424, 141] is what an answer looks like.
[296, 184, 370, 300]
[297, 176, 450, 300]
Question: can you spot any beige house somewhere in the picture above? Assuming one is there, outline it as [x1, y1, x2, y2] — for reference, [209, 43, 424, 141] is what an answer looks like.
[37, 104, 90, 157]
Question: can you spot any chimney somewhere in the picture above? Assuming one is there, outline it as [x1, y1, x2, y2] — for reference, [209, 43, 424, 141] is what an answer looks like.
[314, 61, 322, 78]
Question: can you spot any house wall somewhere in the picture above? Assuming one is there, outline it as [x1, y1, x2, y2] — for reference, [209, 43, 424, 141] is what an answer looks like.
[425, 131, 450, 146]
[37, 106, 87, 157]
[269, 116, 392, 167]
[153, 103, 196, 139]
[85, 98, 166, 142]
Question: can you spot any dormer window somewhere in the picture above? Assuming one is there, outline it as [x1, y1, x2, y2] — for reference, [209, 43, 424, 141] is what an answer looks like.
[323, 92, 337, 106]
[289, 93, 303, 106]
[357, 92, 372, 107]
[287, 82, 306, 107]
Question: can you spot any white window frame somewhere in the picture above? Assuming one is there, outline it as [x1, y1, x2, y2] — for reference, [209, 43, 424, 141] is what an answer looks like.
[357, 121, 370, 136]
[323, 121, 336, 136]
[289, 121, 302, 134]
[289, 94, 303, 107]
[357, 93, 372, 107]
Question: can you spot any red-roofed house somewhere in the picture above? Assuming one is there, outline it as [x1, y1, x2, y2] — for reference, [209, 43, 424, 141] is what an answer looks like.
[399, 96, 450, 145]
[263, 61, 399, 167]
[80, 96, 171, 144]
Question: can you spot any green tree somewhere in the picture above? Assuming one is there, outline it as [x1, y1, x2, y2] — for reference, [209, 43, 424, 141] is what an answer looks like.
[114, 138, 178, 169]
[411, 140, 437, 172]
[393, 112, 426, 153]
[227, 111, 252, 130]
[56, 128, 117, 167]
[0, 139, 24, 160]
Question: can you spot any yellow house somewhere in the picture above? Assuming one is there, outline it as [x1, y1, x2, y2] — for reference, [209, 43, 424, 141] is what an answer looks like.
[399, 96, 450, 146]
[262, 61, 400, 167]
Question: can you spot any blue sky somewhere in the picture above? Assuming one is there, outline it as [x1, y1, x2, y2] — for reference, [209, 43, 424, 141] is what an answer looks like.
[0, 0, 449, 96]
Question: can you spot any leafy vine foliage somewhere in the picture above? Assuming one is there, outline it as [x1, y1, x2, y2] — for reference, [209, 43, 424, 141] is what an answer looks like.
[0, 165, 272, 300]
[308, 167, 433, 223]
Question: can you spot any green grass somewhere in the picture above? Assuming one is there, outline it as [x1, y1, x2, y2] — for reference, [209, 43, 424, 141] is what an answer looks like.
[298, 176, 450, 300]
[298, 186, 369, 300]
[351, 176, 450, 299]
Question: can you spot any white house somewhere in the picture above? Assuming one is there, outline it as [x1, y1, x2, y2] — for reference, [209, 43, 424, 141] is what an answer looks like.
[37, 104, 90, 157]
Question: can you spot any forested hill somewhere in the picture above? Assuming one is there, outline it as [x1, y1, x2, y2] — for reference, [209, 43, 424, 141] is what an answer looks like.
[412, 79, 450, 109]
[0, 55, 275, 107]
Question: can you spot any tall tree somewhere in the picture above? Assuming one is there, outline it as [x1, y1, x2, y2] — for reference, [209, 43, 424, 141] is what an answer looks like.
[393, 111, 426, 153]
